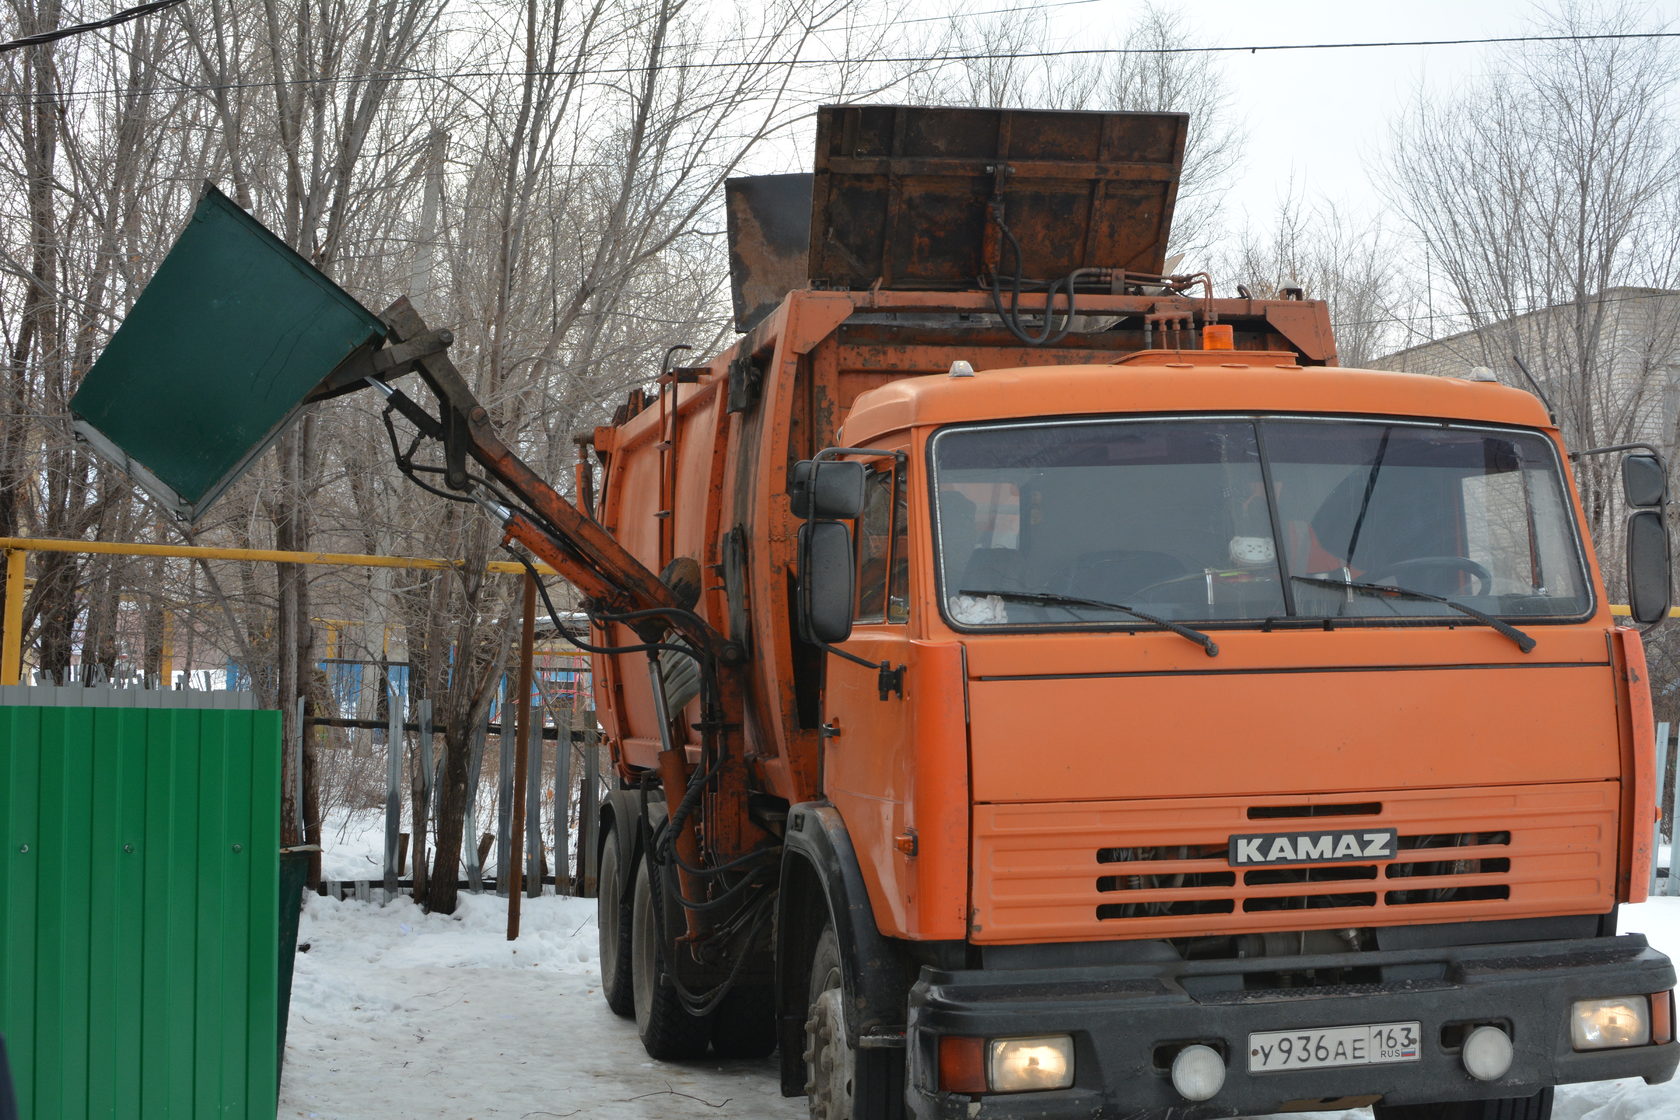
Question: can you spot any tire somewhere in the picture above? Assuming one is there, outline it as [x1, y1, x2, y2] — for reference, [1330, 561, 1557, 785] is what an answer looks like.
[631, 855, 711, 1059]
[596, 824, 635, 1017]
[802, 921, 905, 1120]
[709, 982, 778, 1059]
[1374, 1087, 1553, 1120]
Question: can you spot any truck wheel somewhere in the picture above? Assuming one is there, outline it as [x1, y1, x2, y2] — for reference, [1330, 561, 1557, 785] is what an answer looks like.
[596, 824, 635, 1017]
[710, 983, 778, 1059]
[804, 924, 855, 1119]
[1374, 1087, 1552, 1120]
[803, 921, 905, 1120]
[631, 855, 711, 1059]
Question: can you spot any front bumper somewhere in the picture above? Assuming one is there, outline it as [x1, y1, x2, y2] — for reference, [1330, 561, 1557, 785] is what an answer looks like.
[905, 934, 1677, 1119]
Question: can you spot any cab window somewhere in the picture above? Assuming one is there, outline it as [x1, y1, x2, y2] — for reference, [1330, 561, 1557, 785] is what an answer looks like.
[855, 465, 909, 623]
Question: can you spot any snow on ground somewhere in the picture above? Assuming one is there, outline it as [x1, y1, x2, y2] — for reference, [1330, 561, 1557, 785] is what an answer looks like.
[280, 892, 798, 1120]
[282, 808, 1680, 1118]
[318, 810, 390, 883]
[278, 893, 1680, 1119]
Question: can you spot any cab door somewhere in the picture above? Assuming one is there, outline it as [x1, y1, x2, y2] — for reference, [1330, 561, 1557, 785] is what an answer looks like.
[822, 460, 918, 936]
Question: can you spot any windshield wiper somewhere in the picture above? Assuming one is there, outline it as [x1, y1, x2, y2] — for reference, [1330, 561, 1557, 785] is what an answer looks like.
[1290, 576, 1536, 653]
[958, 588, 1219, 657]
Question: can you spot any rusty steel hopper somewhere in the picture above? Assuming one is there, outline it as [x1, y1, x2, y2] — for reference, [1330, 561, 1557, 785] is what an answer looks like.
[725, 104, 1188, 330]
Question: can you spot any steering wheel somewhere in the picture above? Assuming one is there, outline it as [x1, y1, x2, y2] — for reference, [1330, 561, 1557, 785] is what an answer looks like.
[1126, 570, 1217, 606]
[1360, 556, 1493, 597]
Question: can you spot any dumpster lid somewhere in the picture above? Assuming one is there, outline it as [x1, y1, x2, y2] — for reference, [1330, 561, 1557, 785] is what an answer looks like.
[69, 184, 388, 522]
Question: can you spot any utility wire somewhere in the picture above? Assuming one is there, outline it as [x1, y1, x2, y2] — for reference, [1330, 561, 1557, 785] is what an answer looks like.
[0, 0, 188, 54]
[5, 28, 1680, 103]
[687, 0, 1108, 52]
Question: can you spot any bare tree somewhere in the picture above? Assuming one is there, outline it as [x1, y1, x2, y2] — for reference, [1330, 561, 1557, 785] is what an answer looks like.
[1385, 2, 1680, 549]
[166, 0, 452, 851]
[409, 0, 887, 914]
[907, 2, 1243, 258]
[0, 0, 1023, 913]
[0, 0, 189, 680]
[1218, 188, 1413, 367]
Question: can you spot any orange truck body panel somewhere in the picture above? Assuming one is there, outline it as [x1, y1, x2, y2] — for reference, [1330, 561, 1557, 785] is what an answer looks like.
[592, 286, 1657, 943]
[581, 105, 1675, 1113]
[573, 103, 1680, 1115]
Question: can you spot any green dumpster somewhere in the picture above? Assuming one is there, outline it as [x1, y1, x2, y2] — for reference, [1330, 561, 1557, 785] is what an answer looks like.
[276, 844, 317, 1080]
[69, 184, 387, 522]
[0, 700, 281, 1120]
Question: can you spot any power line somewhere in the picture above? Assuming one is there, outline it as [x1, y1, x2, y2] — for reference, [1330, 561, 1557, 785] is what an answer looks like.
[5, 27, 1679, 104]
[0, 0, 188, 55]
[688, 0, 1107, 53]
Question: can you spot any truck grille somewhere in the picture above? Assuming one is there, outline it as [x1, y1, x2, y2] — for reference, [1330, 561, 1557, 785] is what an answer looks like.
[970, 784, 1617, 943]
[1094, 831, 1513, 918]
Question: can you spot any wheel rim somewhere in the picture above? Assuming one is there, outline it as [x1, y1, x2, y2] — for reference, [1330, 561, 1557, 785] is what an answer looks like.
[804, 973, 855, 1119]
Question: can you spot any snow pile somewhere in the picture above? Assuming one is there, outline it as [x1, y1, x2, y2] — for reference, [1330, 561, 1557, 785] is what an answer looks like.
[280, 891, 1680, 1120]
[317, 810, 389, 882]
[281, 892, 799, 1119]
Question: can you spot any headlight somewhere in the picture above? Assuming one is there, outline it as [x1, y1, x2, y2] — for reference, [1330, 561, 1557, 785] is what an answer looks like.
[1571, 997, 1652, 1050]
[988, 1035, 1074, 1092]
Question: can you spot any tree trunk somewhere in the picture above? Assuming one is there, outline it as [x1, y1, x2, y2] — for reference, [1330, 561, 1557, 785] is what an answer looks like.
[274, 421, 317, 847]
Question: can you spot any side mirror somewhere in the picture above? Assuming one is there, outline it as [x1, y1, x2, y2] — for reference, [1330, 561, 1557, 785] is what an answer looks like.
[798, 521, 855, 644]
[1626, 509, 1672, 627]
[791, 460, 866, 520]
[1623, 453, 1668, 508]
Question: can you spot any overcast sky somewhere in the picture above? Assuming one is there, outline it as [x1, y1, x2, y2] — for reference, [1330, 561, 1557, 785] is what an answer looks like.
[1053, 0, 1680, 228]
[746, 1, 1680, 264]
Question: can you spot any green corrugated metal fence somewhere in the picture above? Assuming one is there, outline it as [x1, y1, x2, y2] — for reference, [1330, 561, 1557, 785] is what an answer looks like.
[1, 704, 281, 1120]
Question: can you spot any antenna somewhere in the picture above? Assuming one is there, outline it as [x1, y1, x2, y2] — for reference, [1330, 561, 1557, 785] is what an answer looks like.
[1510, 354, 1558, 424]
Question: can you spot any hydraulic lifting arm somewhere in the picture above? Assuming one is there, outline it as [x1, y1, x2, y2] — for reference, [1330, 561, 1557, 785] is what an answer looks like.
[320, 299, 765, 942]
[317, 299, 695, 629]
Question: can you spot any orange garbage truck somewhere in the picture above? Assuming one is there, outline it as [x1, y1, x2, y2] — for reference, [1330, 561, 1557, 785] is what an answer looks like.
[68, 104, 1680, 1120]
[581, 106, 1678, 1120]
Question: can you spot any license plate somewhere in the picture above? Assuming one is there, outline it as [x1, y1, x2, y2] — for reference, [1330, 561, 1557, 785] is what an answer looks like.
[1248, 1021, 1421, 1072]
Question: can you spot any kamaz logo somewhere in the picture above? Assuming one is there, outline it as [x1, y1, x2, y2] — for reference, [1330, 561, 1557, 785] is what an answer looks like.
[1228, 828, 1399, 867]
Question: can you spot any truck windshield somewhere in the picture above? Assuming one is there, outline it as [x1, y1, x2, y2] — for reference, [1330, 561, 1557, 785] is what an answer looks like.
[932, 417, 1591, 629]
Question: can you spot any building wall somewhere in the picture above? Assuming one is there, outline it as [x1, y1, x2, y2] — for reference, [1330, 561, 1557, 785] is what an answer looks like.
[1371, 288, 1680, 452]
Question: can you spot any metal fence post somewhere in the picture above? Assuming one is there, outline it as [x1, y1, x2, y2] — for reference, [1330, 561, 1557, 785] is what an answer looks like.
[465, 709, 488, 893]
[554, 717, 573, 895]
[1666, 719, 1680, 899]
[2, 548, 26, 686]
[579, 718, 599, 896]
[525, 687, 544, 898]
[415, 697, 433, 895]
[419, 697, 434, 818]
[496, 684, 515, 898]
[295, 693, 308, 845]
[383, 681, 402, 900]
[1655, 722, 1671, 896]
